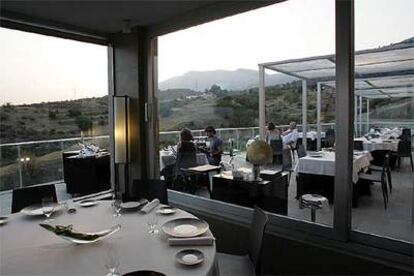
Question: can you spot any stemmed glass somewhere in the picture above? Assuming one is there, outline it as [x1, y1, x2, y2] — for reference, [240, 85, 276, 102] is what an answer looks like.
[147, 211, 159, 235]
[112, 199, 122, 217]
[104, 245, 120, 276]
[42, 197, 55, 223]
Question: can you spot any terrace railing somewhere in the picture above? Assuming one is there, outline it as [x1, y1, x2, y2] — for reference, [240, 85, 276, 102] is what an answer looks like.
[1, 121, 412, 191]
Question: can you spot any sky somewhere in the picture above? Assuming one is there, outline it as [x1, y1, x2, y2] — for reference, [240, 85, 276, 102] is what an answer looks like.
[0, 0, 413, 105]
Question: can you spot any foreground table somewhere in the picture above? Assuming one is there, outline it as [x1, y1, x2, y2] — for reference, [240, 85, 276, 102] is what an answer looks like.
[0, 201, 216, 276]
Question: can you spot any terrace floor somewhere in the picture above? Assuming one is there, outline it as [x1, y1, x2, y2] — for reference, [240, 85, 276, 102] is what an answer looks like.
[1, 155, 412, 243]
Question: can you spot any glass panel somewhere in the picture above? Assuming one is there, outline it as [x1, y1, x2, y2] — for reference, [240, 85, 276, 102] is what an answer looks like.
[158, 0, 335, 226]
[353, 0, 413, 243]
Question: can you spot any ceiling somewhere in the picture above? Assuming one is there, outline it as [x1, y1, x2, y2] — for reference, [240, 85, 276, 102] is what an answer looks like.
[0, 1, 278, 37]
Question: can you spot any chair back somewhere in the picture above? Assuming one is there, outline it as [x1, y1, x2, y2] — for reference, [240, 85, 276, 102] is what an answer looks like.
[353, 140, 364, 151]
[282, 149, 292, 171]
[175, 142, 197, 173]
[247, 206, 269, 275]
[397, 140, 411, 155]
[401, 128, 411, 141]
[270, 139, 283, 155]
[381, 153, 391, 183]
[326, 129, 335, 147]
[297, 144, 307, 158]
[11, 184, 57, 213]
[131, 179, 168, 204]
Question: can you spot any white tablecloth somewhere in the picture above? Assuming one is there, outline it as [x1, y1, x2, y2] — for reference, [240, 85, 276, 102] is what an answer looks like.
[354, 137, 399, 152]
[160, 152, 209, 171]
[295, 151, 373, 183]
[0, 201, 217, 276]
[298, 131, 326, 141]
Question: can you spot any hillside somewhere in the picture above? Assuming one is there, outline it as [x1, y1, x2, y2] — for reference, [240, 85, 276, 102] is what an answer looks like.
[159, 69, 294, 91]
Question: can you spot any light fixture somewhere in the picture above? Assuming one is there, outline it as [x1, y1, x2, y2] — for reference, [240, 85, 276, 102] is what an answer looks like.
[113, 96, 130, 164]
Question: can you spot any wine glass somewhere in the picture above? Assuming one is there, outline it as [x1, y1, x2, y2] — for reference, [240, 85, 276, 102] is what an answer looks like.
[112, 199, 122, 217]
[147, 212, 159, 235]
[42, 197, 55, 223]
[104, 245, 120, 276]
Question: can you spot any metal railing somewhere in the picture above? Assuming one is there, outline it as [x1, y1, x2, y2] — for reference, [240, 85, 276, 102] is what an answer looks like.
[1, 121, 412, 191]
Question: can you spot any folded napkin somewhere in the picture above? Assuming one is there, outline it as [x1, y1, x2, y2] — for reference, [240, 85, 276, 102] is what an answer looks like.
[168, 236, 215, 246]
[139, 199, 160, 214]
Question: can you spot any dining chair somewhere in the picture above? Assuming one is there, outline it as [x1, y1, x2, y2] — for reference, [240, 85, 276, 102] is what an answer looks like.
[11, 184, 57, 213]
[325, 129, 335, 148]
[353, 140, 364, 151]
[394, 140, 413, 171]
[370, 152, 393, 193]
[131, 179, 168, 204]
[217, 206, 269, 276]
[297, 144, 307, 158]
[359, 153, 390, 209]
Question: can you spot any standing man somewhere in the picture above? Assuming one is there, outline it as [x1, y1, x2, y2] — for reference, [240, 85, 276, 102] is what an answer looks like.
[204, 126, 223, 165]
[282, 121, 298, 148]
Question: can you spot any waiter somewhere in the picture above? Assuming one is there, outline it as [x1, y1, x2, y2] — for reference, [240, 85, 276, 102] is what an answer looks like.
[204, 126, 223, 165]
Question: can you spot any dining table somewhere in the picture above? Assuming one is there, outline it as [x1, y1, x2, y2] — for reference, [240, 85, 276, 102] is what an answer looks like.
[354, 137, 399, 152]
[0, 200, 217, 276]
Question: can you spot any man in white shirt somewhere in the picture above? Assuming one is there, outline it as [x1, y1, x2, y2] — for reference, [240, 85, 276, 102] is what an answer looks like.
[282, 121, 298, 148]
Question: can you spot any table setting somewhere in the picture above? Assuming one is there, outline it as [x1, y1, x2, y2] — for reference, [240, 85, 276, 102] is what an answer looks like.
[0, 196, 217, 276]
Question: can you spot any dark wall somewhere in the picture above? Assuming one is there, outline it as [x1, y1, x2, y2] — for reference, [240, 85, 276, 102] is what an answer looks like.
[191, 211, 411, 276]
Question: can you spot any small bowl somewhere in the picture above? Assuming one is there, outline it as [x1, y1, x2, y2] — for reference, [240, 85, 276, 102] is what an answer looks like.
[176, 249, 204, 266]
[156, 206, 177, 215]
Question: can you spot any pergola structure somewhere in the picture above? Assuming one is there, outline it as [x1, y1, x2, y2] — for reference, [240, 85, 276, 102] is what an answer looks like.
[259, 39, 414, 150]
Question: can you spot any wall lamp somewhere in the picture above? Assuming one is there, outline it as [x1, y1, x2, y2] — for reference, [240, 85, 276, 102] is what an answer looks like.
[113, 96, 130, 164]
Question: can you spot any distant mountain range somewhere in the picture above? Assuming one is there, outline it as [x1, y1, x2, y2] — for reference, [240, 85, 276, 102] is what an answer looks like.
[159, 69, 294, 91]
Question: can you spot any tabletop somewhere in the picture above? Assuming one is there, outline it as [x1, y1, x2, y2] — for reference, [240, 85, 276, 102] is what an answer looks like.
[0, 201, 217, 276]
[354, 137, 399, 152]
[295, 151, 373, 183]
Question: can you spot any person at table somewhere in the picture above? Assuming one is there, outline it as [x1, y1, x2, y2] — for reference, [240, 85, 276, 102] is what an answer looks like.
[204, 126, 223, 165]
[175, 128, 197, 173]
[282, 121, 298, 148]
[265, 122, 281, 144]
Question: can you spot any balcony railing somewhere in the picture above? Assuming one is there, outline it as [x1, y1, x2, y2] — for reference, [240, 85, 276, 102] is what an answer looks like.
[1, 121, 412, 192]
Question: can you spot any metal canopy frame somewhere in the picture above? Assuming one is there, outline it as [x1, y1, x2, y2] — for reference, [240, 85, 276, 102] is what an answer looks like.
[259, 41, 414, 147]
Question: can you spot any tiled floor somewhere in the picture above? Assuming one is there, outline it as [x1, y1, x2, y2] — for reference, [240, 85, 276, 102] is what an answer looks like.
[1, 154, 412, 242]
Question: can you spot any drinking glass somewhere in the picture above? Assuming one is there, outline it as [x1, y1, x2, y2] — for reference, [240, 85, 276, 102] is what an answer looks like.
[42, 197, 55, 223]
[147, 212, 159, 235]
[112, 199, 122, 217]
[104, 245, 120, 276]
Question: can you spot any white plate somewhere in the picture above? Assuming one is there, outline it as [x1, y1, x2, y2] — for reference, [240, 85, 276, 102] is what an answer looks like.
[0, 216, 8, 225]
[162, 218, 209, 238]
[176, 249, 204, 266]
[21, 203, 62, 216]
[156, 206, 177, 215]
[78, 200, 99, 207]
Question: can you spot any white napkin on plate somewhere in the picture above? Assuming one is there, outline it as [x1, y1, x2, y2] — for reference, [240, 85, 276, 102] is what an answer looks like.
[168, 236, 215, 246]
[139, 199, 160, 214]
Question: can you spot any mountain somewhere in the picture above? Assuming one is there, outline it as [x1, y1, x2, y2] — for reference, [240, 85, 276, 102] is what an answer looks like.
[159, 69, 294, 91]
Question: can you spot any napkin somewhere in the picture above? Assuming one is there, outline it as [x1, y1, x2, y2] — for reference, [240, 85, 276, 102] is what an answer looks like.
[139, 199, 160, 214]
[168, 236, 215, 246]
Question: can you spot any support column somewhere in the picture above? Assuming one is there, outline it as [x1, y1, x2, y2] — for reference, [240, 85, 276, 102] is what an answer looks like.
[259, 65, 266, 140]
[302, 80, 307, 150]
[334, 0, 354, 241]
[366, 99, 370, 132]
[354, 96, 357, 136]
[317, 82, 322, 150]
[359, 96, 362, 135]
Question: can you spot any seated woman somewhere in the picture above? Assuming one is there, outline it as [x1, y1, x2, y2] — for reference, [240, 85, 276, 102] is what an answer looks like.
[175, 128, 197, 175]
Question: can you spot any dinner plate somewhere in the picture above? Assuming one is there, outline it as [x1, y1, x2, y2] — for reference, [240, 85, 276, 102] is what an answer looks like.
[162, 218, 209, 238]
[21, 203, 62, 216]
[156, 206, 177, 215]
[0, 216, 8, 225]
[176, 249, 204, 266]
[78, 200, 99, 207]
[123, 271, 166, 276]
[309, 153, 324, 158]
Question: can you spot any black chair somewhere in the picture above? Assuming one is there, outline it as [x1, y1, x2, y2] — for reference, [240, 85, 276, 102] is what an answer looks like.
[400, 128, 411, 141]
[353, 140, 364, 151]
[217, 206, 269, 276]
[11, 184, 57, 213]
[297, 144, 307, 158]
[270, 139, 283, 165]
[359, 153, 390, 209]
[325, 129, 335, 147]
[394, 140, 413, 171]
[131, 179, 168, 204]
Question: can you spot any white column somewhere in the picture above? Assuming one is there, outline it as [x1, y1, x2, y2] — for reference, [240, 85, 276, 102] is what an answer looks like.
[259, 66, 266, 140]
[359, 96, 362, 135]
[354, 96, 357, 136]
[366, 98, 370, 133]
[317, 82, 322, 150]
[302, 80, 307, 150]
